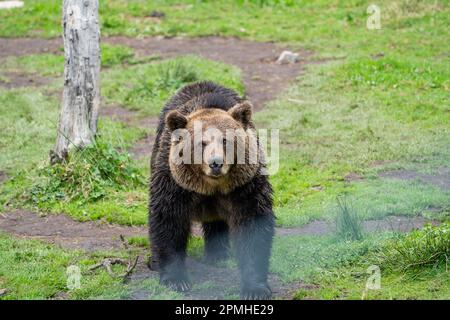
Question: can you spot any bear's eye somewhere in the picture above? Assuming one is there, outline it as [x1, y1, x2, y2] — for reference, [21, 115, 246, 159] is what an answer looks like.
[201, 141, 208, 148]
[173, 136, 183, 144]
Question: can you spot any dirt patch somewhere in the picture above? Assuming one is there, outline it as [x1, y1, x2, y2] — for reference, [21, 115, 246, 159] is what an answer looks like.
[344, 172, 363, 182]
[0, 171, 8, 184]
[105, 36, 310, 110]
[130, 134, 155, 159]
[0, 210, 147, 251]
[99, 104, 140, 125]
[379, 167, 450, 190]
[0, 38, 61, 58]
[0, 72, 51, 89]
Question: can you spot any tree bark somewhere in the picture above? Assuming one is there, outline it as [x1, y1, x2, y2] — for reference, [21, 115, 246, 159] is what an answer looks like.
[51, 0, 100, 163]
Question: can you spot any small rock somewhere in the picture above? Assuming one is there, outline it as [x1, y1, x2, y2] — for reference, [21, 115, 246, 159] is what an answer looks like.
[276, 50, 299, 64]
[0, 1, 23, 9]
[0, 288, 8, 297]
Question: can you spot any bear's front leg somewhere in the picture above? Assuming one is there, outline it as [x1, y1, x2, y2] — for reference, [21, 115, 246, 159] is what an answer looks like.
[149, 180, 192, 292]
[232, 213, 275, 300]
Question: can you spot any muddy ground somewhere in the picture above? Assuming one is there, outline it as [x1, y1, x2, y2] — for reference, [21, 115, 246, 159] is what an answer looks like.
[379, 168, 450, 191]
[0, 71, 51, 89]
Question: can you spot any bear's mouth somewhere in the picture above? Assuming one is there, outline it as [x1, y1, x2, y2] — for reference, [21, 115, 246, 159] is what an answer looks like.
[206, 172, 223, 179]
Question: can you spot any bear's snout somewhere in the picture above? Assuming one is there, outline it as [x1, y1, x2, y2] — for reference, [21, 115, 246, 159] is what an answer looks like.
[208, 156, 224, 176]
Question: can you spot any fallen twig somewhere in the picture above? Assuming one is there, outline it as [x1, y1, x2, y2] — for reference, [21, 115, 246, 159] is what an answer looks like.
[87, 234, 140, 281]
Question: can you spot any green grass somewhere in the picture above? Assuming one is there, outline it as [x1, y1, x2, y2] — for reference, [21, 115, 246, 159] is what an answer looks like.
[275, 178, 450, 226]
[1, 1, 447, 56]
[102, 55, 244, 117]
[298, 263, 449, 300]
[1, 44, 135, 78]
[3, 53, 64, 77]
[0, 89, 59, 173]
[270, 233, 388, 282]
[296, 223, 450, 299]
[373, 223, 450, 272]
[0, 233, 130, 300]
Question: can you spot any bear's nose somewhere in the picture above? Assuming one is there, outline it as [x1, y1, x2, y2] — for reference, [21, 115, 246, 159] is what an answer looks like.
[209, 161, 223, 170]
[208, 155, 223, 172]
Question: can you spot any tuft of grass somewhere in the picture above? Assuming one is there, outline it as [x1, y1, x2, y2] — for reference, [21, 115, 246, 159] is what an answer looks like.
[101, 43, 135, 68]
[24, 138, 144, 206]
[335, 196, 363, 241]
[127, 236, 149, 248]
[103, 55, 244, 117]
[373, 223, 450, 272]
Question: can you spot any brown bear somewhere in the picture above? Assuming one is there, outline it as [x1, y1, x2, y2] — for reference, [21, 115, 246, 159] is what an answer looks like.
[149, 81, 275, 299]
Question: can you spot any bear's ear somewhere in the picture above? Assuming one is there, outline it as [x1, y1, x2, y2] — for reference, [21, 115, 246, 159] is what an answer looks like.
[166, 110, 187, 131]
[228, 101, 253, 126]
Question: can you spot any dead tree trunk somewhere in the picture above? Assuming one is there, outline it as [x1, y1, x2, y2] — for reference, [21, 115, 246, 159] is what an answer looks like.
[52, 0, 100, 163]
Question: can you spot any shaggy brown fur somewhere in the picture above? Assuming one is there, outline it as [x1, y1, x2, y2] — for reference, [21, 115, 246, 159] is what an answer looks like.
[149, 81, 275, 300]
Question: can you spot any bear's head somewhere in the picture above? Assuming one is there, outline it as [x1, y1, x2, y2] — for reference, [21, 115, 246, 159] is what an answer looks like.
[165, 101, 262, 195]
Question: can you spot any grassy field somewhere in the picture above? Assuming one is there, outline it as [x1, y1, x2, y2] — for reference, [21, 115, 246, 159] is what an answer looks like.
[0, 0, 449, 300]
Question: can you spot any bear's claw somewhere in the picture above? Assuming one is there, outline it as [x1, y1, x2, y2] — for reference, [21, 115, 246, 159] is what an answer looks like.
[241, 284, 272, 300]
[161, 278, 191, 292]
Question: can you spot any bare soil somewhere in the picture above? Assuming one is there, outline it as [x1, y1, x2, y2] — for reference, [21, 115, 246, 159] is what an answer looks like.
[0, 171, 7, 184]
[0, 38, 61, 58]
[0, 210, 147, 251]
[0, 72, 51, 89]
[379, 167, 450, 190]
